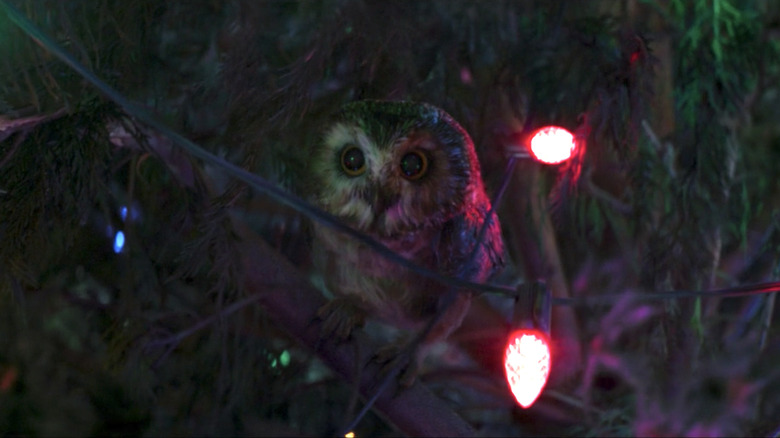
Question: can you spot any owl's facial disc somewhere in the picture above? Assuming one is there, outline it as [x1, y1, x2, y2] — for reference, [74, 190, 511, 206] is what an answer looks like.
[317, 119, 465, 238]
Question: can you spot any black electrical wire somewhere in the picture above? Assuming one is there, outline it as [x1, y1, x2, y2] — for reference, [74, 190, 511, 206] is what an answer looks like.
[553, 281, 780, 306]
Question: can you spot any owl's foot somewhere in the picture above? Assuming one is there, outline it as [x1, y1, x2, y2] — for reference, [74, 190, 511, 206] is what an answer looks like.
[374, 336, 424, 387]
[316, 297, 367, 341]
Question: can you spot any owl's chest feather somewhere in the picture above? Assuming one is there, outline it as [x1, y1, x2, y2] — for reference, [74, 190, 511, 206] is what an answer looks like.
[313, 223, 443, 322]
[312, 197, 504, 328]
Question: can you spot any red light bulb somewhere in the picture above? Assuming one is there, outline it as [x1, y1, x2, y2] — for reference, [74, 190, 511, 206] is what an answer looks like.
[528, 126, 575, 164]
[504, 329, 551, 408]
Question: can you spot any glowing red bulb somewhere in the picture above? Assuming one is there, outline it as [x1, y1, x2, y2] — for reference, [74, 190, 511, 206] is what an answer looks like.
[528, 126, 575, 164]
[504, 329, 551, 408]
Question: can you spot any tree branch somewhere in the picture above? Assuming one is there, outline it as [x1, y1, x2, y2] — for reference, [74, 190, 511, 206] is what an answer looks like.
[233, 219, 475, 437]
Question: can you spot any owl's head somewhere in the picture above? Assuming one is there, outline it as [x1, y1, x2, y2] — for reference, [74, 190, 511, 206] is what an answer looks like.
[310, 100, 485, 237]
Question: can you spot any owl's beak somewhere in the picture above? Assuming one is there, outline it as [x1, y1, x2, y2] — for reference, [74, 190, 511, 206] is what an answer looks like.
[372, 188, 402, 233]
[373, 193, 398, 217]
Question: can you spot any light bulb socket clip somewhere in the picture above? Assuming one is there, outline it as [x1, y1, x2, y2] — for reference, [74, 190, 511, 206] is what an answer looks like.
[512, 280, 552, 334]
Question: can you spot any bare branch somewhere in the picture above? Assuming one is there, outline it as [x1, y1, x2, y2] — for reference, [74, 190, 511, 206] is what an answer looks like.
[233, 219, 475, 437]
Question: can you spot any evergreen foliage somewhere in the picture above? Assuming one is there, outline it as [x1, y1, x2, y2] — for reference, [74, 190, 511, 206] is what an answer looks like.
[1, 0, 779, 435]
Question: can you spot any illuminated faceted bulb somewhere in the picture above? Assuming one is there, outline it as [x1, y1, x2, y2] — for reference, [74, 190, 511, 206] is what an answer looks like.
[113, 230, 125, 254]
[528, 126, 576, 164]
[503, 283, 553, 409]
[504, 328, 551, 408]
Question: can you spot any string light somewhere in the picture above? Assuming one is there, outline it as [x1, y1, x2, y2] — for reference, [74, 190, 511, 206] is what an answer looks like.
[504, 282, 553, 408]
[113, 230, 125, 254]
[528, 126, 576, 164]
[505, 329, 551, 408]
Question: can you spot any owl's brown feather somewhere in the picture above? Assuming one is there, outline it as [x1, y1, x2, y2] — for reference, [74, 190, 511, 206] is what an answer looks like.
[309, 100, 504, 344]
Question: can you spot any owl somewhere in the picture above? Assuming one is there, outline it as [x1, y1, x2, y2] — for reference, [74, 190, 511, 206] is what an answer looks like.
[308, 100, 504, 382]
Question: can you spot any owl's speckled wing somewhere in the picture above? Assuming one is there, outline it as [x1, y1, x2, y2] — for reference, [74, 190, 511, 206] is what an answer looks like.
[436, 199, 504, 285]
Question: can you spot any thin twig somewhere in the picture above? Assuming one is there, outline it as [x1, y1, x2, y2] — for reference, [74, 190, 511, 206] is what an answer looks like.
[759, 291, 776, 352]
[342, 341, 363, 433]
[0, 108, 68, 143]
[544, 389, 606, 415]
[145, 294, 262, 350]
[0, 132, 26, 169]
[586, 178, 632, 215]
[641, 119, 663, 152]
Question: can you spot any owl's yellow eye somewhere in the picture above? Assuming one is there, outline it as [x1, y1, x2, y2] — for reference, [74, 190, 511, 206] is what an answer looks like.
[340, 145, 366, 176]
[400, 151, 428, 180]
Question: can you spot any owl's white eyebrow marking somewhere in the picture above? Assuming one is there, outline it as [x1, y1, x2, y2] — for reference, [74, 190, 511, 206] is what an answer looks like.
[324, 123, 377, 165]
[324, 123, 358, 151]
[325, 123, 400, 185]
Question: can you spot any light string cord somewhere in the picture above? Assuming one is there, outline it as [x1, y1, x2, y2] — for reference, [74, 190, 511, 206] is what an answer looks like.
[552, 281, 780, 306]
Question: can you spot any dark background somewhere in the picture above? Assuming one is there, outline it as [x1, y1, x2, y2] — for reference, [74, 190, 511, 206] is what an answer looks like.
[1, 1, 779, 436]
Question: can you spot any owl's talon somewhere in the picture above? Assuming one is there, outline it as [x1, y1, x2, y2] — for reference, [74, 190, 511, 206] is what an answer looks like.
[398, 356, 421, 387]
[316, 298, 366, 341]
[375, 337, 422, 387]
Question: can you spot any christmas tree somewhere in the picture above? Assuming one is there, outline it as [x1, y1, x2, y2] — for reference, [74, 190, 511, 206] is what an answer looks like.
[1, 1, 779, 435]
